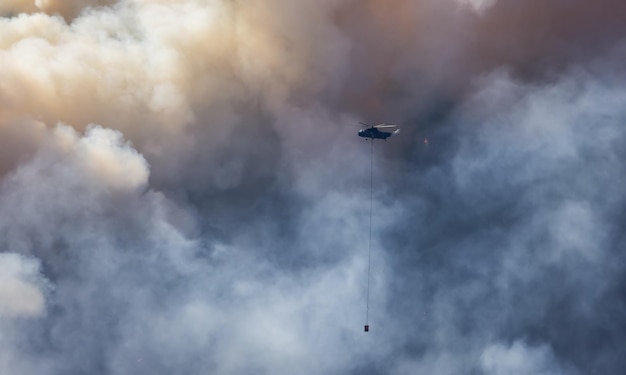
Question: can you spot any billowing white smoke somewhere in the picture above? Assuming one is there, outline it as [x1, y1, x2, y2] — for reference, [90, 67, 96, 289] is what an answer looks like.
[0, 253, 46, 318]
[480, 340, 565, 375]
[0, 122, 387, 374]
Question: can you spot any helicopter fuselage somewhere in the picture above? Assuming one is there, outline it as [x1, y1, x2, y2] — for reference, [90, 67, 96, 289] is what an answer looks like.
[358, 128, 395, 140]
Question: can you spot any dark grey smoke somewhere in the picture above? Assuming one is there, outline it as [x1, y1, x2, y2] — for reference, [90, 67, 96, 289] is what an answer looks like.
[1, 1, 626, 374]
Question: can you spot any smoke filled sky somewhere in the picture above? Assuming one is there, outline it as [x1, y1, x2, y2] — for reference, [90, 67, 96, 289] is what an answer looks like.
[1, 0, 626, 374]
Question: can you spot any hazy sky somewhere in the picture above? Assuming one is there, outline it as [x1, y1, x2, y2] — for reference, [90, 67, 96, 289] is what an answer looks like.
[1, 1, 626, 374]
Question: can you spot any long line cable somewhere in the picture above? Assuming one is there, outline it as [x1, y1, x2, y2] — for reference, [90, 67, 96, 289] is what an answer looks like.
[365, 138, 374, 329]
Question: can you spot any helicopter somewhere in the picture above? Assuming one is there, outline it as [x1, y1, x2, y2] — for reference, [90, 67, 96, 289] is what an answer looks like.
[357, 122, 400, 140]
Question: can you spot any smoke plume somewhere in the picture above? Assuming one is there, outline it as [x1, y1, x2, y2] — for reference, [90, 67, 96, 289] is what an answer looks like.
[1, 1, 626, 374]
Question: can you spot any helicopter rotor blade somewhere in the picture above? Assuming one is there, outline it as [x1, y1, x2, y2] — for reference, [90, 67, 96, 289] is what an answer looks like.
[374, 124, 397, 128]
[359, 122, 371, 127]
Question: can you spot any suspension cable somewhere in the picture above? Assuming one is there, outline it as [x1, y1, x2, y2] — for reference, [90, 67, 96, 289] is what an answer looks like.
[365, 138, 374, 332]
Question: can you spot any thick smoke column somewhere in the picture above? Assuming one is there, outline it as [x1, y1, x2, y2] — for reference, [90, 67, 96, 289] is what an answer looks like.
[1, 1, 626, 374]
